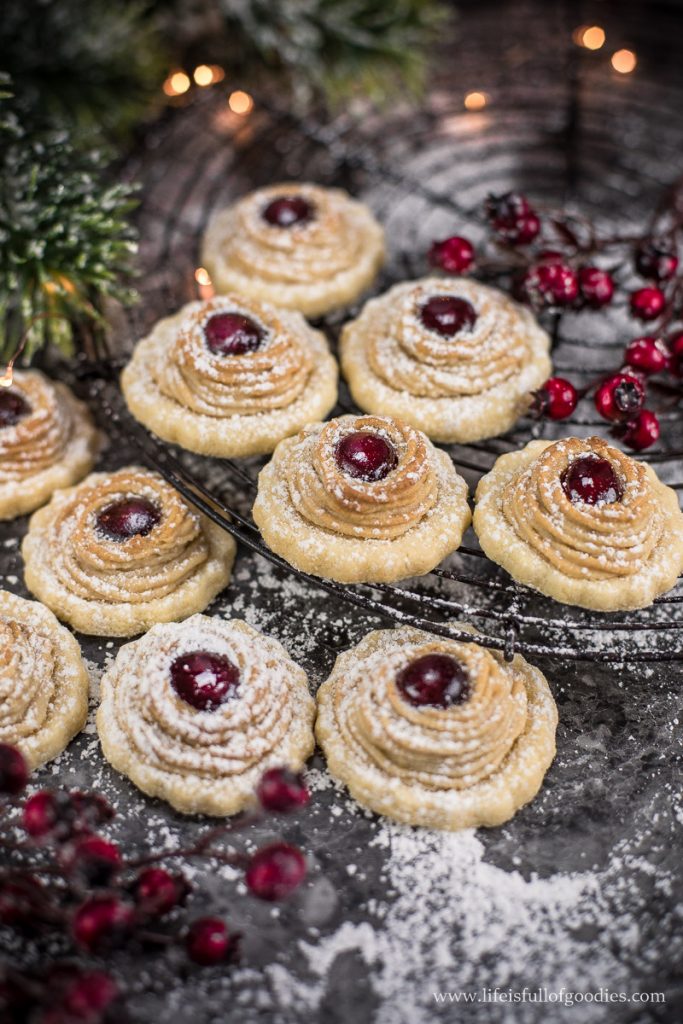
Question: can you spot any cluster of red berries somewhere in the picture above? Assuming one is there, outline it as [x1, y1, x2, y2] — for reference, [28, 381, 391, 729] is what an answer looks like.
[0, 745, 310, 1023]
[428, 190, 682, 451]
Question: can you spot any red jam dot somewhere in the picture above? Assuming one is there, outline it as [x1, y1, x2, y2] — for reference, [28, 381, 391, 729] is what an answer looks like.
[335, 431, 398, 482]
[419, 295, 477, 337]
[262, 195, 314, 227]
[96, 498, 161, 541]
[170, 651, 240, 711]
[561, 456, 623, 505]
[0, 390, 30, 427]
[204, 312, 263, 356]
[396, 653, 471, 709]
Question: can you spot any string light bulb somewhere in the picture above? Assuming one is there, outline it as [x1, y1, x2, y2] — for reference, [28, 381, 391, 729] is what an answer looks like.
[464, 91, 489, 111]
[193, 65, 214, 87]
[0, 370, 13, 388]
[228, 90, 254, 115]
[573, 25, 605, 50]
[194, 267, 214, 299]
[611, 49, 637, 74]
[163, 71, 191, 97]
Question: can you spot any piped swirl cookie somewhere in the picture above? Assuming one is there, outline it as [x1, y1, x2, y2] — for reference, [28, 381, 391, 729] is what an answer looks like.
[201, 183, 385, 317]
[22, 467, 235, 636]
[121, 296, 338, 457]
[340, 277, 551, 443]
[97, 616, 315, 815]
[0, 370, 100, 520]
[252, 414, 471, 583]
[0, 590, 89, 769]
[474, 436, 683, 610]
[316, 626, 557, 829]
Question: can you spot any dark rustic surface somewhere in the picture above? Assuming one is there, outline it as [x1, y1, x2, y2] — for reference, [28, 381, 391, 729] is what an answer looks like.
[2, 1, 683, 1021]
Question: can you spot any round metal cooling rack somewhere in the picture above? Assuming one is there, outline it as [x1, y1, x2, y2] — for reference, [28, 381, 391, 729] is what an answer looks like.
[93, 57, 683, 664]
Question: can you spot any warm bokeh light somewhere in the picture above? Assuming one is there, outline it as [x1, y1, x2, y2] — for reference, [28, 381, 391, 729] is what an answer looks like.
[0, 370, 13, 388]
[163, 71, 191, 97]
[228, 90, 254, 115]
[464, 91, 489, 111]
[210, 66, 225, 83]
[193, 65, 214, 87]
[573, 25, 605, 50]
[611, 49, 637, 74]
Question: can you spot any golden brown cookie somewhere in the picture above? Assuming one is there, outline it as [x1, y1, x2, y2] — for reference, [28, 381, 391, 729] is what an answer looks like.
[0, 370, 100, 520]
[252, 414, 471, 584]
[201, 182, 384, 317]
[316, 626, 557, 829]
[97, 616, 315, 815]
[0, 590, 89, 768]
[474, 436, 683, 610]
[22, 467, 235, 636]
[121, 296, 338, 457]
[340, 277, 551, 443]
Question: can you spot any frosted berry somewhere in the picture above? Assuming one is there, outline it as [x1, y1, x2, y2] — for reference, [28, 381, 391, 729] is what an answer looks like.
[624, 336, 670, 375]
[594, 373, 645, 422]
[186, 917, 235, 965]
[396, 653, 471, 708]
[485, 192, 540, 244]
[0, 390, 30, 428]
[262, 195, 314, 227]
[428, 236, 475, 274]
[0, 744, 28, 795]
[257, 767, 310, 813]
[61, 971, 119, 1018]
[135, 867, 188, 915]
[96, 497, 160, 540]
[23, 790, 61, 837]
[621, 410, 660, 451]
[521, 262, 579, 307]
[630, 286, 666, 322]
[245, 842, 307, 901]
[635, 240, 679, 282]
[530, 377, 578, 420]
[63, 834, 121, 886]
[204, 312, 264, 356]
[72, 896, 134, 953]
[668, 331, 683, 375]
[562, 456, 623, 505]
[170, 651, 240, 711]
[0, 875, 44, 926]
[335, 432, 397, 482]
[419, 295, 477, 336]
[578, 266, 614, 308]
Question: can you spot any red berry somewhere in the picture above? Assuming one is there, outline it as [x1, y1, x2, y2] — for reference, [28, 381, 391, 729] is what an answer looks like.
[0, 744, 28, 795]
[624, 336, 670, 375]
[521, 262, 579, 307]
[531, 377, 578, 420]
[485, 192, 540, 244]
[186, 917, 235, 965]
[668, 331, 683, 375]
[578, 266, 614, 308]
[335, 432, 397, 482]
[23, 790, 60, 837]
[62, 834, 121, 886]
[61, 971, 119, 1017]
[257, 767, 310, 813]
[0, 875, 44, 926]
[620, 410, 660, 451]
[72, 896, 134, 953]
[428, 235, 475, 274]
[594, 373, 645, 422]
[135, 867, 188, 915]
[245, 842, 306, 901]
[630, 286, 666, 322]
[396, 654, 470, 708]
[635, 240, 679, 282]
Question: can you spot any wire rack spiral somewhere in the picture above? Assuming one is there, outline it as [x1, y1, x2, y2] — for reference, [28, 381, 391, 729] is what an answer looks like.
[85, 36, 683, 664]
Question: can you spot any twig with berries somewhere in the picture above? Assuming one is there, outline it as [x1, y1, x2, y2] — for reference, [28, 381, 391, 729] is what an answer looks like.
[428, 182, 683, 451]
[0, 744, 310, 1024]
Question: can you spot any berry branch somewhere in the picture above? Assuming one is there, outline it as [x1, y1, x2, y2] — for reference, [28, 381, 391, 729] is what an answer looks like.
[0, 745, 309, 1023]
[429, 180, 683, 450]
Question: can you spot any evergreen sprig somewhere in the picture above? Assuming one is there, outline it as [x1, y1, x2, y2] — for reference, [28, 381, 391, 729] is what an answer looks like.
[0, 97, 138, 362]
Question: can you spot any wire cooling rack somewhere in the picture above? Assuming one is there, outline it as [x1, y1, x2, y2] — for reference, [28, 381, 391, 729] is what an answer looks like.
[81, 55, 683, 664]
